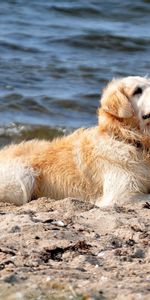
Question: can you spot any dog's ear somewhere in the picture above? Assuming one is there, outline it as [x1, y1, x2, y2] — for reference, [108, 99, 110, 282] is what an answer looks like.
[101, 85, 134, 118]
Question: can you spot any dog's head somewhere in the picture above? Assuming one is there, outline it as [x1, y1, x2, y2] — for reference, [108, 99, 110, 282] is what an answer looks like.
[98, 76, 150, 135]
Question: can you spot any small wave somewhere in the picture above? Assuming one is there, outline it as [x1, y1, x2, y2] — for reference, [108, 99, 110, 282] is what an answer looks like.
[0, 40, 41, 54]
[50, 4, 103, 18]
[59, 32, 148, 52]
[0, 123, 70, 147]
[1, 94, 52, 114]
[54, 97, 97, 114]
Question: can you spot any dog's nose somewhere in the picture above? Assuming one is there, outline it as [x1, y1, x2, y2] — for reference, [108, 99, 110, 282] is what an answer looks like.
[142, 113, 150, 120]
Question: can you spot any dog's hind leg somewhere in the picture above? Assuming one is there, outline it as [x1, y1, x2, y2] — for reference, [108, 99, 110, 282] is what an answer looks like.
[0, 159, 36, 205]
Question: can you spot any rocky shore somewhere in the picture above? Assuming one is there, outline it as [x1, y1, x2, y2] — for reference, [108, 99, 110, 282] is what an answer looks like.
[0, 197, 149, 300]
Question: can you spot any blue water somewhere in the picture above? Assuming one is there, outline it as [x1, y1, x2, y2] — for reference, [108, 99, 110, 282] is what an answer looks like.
[0, 0, 150, 143]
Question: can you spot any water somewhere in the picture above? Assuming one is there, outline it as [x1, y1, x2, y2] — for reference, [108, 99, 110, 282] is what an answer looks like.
[0, 0, 150, 145]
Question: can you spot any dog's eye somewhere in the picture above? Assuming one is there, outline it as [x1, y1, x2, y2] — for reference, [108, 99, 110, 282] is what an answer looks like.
[132, 87, 143, 96]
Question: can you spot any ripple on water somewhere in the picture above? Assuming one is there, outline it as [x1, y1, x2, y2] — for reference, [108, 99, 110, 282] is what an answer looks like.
[0, 0, 150, 143]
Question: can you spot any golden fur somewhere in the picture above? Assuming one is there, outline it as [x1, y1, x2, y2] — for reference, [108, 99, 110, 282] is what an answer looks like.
[1, 76, 150, 206]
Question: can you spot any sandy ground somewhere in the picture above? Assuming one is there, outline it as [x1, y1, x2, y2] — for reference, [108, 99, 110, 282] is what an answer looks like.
[0, 197, 149, 300]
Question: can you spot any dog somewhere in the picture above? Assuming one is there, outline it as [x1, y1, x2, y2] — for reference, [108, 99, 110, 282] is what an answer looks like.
[0, 76, 150, 207]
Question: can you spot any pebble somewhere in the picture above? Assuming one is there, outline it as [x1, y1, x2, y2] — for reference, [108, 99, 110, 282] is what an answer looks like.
[51, 220, 66, 227]
[9, 226, 21, 233]
[46, 276, 52, 282]
[4, 274, 19, 284]
[132, 248, 145, 259]
[15, 292, 24, 299]
[97, 251, 106, 257]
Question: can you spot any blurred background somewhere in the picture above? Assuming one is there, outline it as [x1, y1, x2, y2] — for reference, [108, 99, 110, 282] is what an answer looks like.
[0, 0, 150, 145]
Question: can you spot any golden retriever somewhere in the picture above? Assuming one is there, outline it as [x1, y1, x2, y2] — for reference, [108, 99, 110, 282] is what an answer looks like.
[0, 76, 150, 206]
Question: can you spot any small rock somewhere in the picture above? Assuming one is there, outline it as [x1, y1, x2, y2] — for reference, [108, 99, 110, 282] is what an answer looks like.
[4, 274, 19, 284]
[46, 276, 52, 282]
[97, 251, 106, 258]
[132, 248, 145, 259]
[35, 235, 40, 240]
[9, 225, 21, 233]
[126, 239, 135, 247]
[109, 237, 122, 249]
[15, 292, 24, 299]
[95, 233, 101, 240]
[143, 202, 150, 209]
[51, 220, 66, 227]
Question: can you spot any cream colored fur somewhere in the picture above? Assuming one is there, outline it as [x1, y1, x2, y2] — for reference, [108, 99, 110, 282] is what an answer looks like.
[1, 76, 150, 206]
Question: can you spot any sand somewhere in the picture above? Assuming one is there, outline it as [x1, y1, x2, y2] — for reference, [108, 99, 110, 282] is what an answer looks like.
[0, 197, 149, 300]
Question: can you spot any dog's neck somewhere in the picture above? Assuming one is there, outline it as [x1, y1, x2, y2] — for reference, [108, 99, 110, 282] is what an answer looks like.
[98, 109, 150, 151]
